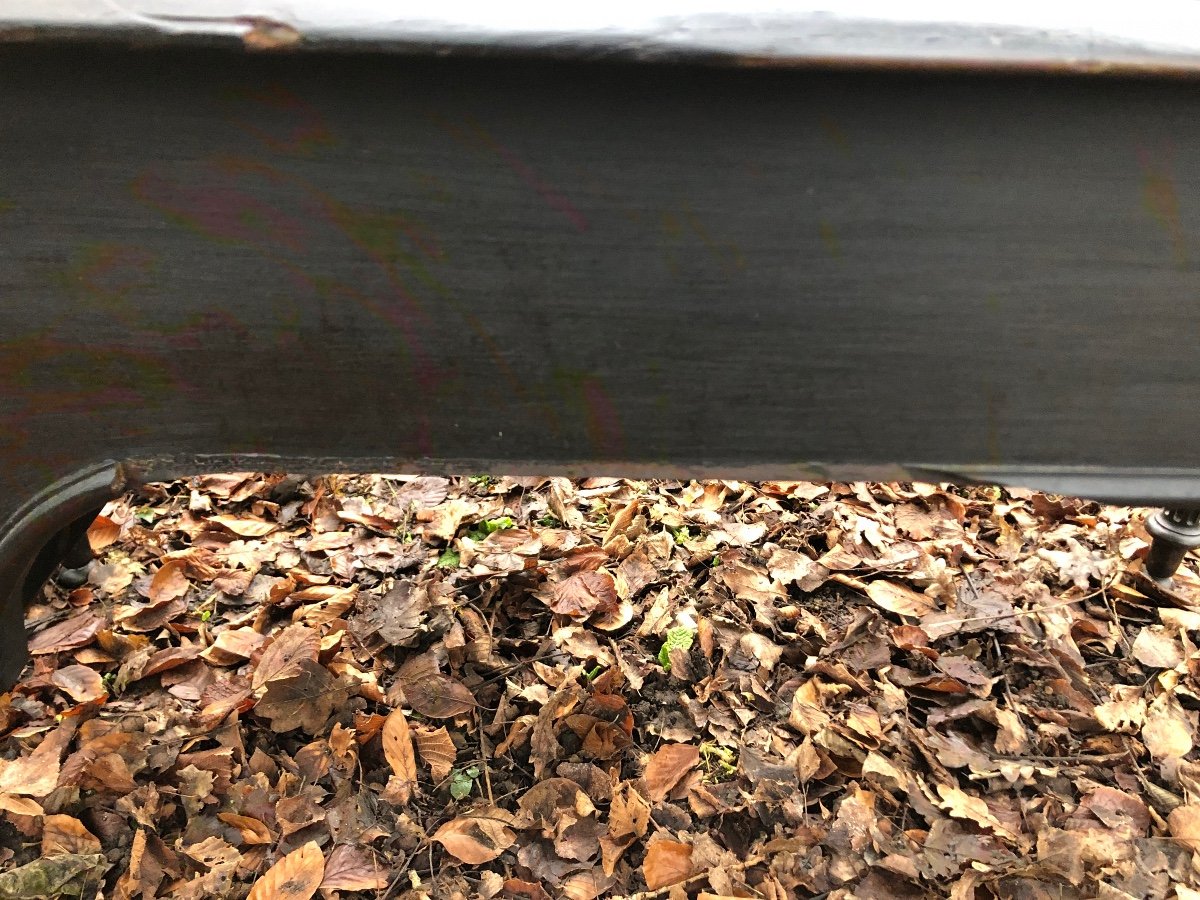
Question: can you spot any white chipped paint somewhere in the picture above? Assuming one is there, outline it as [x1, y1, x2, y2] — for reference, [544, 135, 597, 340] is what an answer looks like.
[7, 1, 1200, 70]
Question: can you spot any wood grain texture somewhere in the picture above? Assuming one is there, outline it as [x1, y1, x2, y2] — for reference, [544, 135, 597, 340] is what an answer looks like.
[1, 46, 1199, 532]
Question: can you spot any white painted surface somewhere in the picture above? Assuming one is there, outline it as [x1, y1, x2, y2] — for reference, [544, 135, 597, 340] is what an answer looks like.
[6, 1, 1200, 69]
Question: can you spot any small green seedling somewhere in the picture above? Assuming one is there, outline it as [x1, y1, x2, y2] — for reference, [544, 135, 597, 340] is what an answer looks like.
[465, 516, 514, 541]
[586, 665, 603, 681]
[658, 626, 695, 671]
[449, 765, 480, 800]
[437, 548, 461, 568]
[672, 525, 692, 544]
[699, 742, 737, 781]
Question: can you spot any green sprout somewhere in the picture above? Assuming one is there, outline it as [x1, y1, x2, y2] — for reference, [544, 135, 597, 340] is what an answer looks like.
[465, 516, 514, 541]
[658, 626, 696, 671]
[449, 765, 480, 800]
[699, 742, 737, 781]
[586, 665, 603, 681]
[437, 548, 461, 568]
[468, 475, 496, 489]
[672, 526, 692, 544]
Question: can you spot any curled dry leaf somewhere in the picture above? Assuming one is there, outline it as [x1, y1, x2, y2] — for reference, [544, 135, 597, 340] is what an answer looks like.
[50, 665, 107, 704]
[413, 725, 457, 781]
[86, 514, 121, 552]
[642, 839, 693, 890]
[218, 812, 273, 845]
[247, 840, 324, 900]
[433, 808, 517, 864]
[148, 559, 190, 603]
[382, 708, 417, 804]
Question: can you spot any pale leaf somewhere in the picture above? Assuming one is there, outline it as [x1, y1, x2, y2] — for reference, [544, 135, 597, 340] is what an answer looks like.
[247, 841, 324, 900]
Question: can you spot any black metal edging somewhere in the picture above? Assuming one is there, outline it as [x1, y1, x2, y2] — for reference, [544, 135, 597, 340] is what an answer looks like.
[0, 462, 128, 686]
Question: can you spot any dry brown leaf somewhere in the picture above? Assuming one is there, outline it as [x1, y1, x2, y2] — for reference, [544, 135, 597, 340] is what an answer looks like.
[86, 515, 121, 552]
[255, 659, 349, 733]
[403, 674, 475, 719]
[1168, 804, 1200, 852]
[247, 840, 324, 900]
[643, 743, 700, 803]
[562, 870, 617, 900]
[865, 580, 935, 617]
[252, 623, 321, 690]
[148, 559, 190, 603]
[935, 783, 1017, 840]
[0, 794, 43, 817]
[413, 725, 456, 780]
[1131, 626, 1184, 669]
[1143, 693, 1195, 760]
[549, 571, 619, 619]
[382, 708, 416, 804]
[320, 845, 388, 891]
[0, 722, 73, 797]
[433, 808, 517, 864]
[50, 665, 107, 704]
[200, 628, 266, 666]
[28, 612, 102, 655]
[209, 514, 278, 537]
[642, 839, 693, 890]
[42, 814, 101, 856]
[217, 812, 273, 845]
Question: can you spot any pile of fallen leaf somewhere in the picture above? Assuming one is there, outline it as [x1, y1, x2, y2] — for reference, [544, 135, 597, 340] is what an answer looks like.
[3, 475, 1200, 899]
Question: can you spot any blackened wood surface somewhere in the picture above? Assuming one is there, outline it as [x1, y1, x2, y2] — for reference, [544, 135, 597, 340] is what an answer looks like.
[1, 47, 1198, 524]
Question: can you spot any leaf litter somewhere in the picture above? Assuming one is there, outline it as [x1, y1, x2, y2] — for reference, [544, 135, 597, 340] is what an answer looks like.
[3, 474, 1200, 897]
